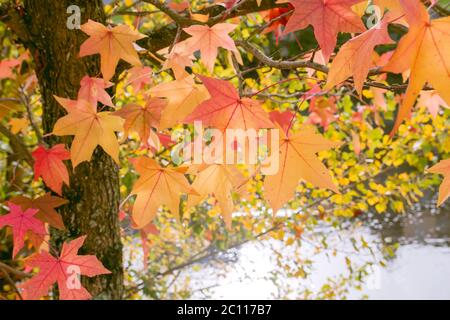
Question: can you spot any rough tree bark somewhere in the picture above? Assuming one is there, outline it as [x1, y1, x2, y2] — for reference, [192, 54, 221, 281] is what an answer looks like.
[11, 0, 124, 299]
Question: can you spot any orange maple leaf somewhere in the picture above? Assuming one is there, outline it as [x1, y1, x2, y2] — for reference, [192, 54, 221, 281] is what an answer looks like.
[149, 72, 210, 129]
[264, 126, 342, 214]
[131, 157, 198, 228]
[373, 0, 405, 18]
[428, 159, 450, 206]
[383, 0, 450, 135]
[161, 41, 195, 79]
[79, 20, 147, 81]
[186, 163, 246, 229]
[113, 97, 166, 146]
[325, 12, 394, 95]
[182, 23, 239, 72]
[53, 97, 124, 168]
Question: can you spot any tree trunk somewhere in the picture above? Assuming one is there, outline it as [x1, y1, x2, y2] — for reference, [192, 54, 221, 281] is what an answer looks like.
[20, 0, 124, 299]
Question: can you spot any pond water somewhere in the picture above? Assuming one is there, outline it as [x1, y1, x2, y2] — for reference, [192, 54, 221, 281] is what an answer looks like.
[183, 193, 450, 300]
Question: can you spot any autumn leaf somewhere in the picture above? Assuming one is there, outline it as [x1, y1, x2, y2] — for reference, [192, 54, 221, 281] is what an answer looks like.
[262, 5, 294, 44]
[269, 110, 296, 135]
[383, 0, 450, 135]
[9, 117, 29, 134]
[325, 12, 394, 95]
[78, 76, 114, 108]
[374, 0, 404, 18]
[185, 75, 274, 131]
[0, 203, 46, 257]
[0, 58, 20, 79]
[187, 163, 246, 228]
[32, 144, 70, 195]
[11, 193, 67, 230]
[138, 222, 159, 270]
[168, 0, 189, 12]
[0, 99, 20, 118]
[127, 66, 153, 92]
[161, 41, 194, 79]
[305, 85, 338, 129]
[351, 130, 362, 155]
[131, 157, 198, 228]
[53, 97, 124, 168]
[113, 97, 166, 146]
[417, 90, 449, 118]
[79, 19, 147, 81]
[428, 159, 450, 206]
[20, 236, 111, 300]
[149, 72, 210, 129]
[183, 23, 239, 72]
[264, 126, 342, 214]
[283, 0, 366, 61]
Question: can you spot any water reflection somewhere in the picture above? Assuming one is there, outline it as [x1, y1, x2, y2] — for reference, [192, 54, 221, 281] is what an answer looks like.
[185, 191, 450, 300]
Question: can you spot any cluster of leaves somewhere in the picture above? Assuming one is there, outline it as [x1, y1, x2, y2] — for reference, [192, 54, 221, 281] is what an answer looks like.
[1, 0, 450, 299]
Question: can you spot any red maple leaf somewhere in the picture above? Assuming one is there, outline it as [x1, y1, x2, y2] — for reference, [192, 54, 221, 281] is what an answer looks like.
[184, 75, 274, 131]
[0, 203, 46, 257]
[262, 5, 294, 44]
[283, 0, 365, 61]
[306, 85, 338, 129]
[21, 235, 111, 300]
[32, 144, 70, 195]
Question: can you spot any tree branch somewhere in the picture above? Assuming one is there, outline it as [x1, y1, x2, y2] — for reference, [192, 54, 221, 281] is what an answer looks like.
[19, 88, 44, 145]
[236, 40, 330, 73]
[137, 0, 282, 53]
[142, 0, 192, 26]
[0, 261, 30, 279]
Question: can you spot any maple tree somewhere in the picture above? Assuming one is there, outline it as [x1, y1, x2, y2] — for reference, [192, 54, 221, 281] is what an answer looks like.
[0, 0, 450, 301]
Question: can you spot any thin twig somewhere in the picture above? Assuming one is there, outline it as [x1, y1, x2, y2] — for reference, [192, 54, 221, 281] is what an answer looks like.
[0, 266, 24, 300]
[19, 86, 44, 145]
[0, 261, 30, 278]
